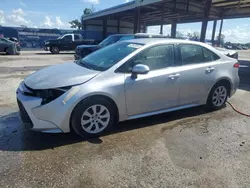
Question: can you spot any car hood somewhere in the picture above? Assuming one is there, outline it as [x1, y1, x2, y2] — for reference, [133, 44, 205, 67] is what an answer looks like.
[77, 44, 99, 49]
[24, 62, 100, 89]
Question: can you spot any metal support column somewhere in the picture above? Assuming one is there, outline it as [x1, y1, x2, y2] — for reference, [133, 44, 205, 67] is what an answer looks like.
[117, 19, 120, 33]
[103, 19, 107, 39]
[133, 8, 138, 33]
[143, 25, 147, 33]
[171, 21, 177, 38]
[211, 20, 217, 45]
[160, 6, 164, 34]
[218, 19, 224, 46]
[200, 0, 212, 42]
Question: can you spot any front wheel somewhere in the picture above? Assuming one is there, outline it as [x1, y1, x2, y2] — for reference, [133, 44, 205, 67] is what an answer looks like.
[206, 83, 228, 110]
[71, 98, 116, 138]
[50, 46, 60, 54]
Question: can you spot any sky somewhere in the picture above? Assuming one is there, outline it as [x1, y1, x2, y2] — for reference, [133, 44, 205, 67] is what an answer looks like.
[0, 0, 250, 43]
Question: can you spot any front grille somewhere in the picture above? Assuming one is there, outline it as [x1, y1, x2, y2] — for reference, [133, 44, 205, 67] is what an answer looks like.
[17, 99, 33, 127]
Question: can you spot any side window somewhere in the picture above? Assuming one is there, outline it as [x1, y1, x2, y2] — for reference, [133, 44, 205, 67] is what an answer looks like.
[118, 45, 174, 72]
[74, 34, 81, 41]
[179, 44, 203, 65]
[62, 35, 72, 41]
[203, 47, 220, 62]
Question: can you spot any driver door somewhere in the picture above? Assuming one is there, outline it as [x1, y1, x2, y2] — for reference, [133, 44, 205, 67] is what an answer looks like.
[123, 44, 180, 116]
[60, 35, 73, 50]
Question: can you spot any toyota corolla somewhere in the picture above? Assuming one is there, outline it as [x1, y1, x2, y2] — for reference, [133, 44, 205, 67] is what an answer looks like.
[16, 39, 239, 137]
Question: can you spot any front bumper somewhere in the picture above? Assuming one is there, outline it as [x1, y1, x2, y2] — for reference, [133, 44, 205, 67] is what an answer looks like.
[16, 86, 63, 133]
[16, 82, 81, 133]
[44, 46, 49, 51]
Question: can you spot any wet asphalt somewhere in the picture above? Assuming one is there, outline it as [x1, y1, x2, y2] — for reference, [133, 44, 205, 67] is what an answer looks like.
[0, 51, 250, 188]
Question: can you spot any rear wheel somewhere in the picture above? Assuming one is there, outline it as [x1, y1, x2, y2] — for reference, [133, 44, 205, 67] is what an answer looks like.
[206, 83, 228, 110]
[71, 97, 116, 138]
[50, 46, 60, 54]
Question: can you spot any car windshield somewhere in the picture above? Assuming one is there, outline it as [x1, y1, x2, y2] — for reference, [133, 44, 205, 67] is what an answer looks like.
[99, 35, 122, 47]
[79, 42, 144, 71]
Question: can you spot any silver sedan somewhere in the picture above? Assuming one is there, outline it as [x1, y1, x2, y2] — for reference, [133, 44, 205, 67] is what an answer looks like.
[16, 39, 239, 137]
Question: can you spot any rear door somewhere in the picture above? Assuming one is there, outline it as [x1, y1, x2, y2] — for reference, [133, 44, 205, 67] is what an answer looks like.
[177, 44, 221, 105]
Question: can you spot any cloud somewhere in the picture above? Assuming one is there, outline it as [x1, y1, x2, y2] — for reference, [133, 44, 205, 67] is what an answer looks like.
[125, 0, 132, 2]
[0, 10, 5, 24]
[81, 0, 100, 4]
[41, 16, 70, 29]
[42, 16, 54, 27]
[4, 8, 32, 26]
[12, 8, 25, 16]
[20, 1, 27, 7]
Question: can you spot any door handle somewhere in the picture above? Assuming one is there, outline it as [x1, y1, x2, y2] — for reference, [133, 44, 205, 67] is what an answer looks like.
[206, 67, 215, 73]
[169, 73, 180, 80]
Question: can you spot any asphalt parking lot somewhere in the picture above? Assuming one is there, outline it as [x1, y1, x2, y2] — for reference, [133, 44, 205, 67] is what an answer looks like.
[0, 50, 250, 188]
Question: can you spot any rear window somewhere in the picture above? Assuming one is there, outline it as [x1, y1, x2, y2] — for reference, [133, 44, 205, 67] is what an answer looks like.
[203, 47, 220, 62]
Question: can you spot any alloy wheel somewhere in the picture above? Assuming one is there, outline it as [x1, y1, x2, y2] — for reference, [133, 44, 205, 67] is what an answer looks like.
[212, 86, 227, 107]
[81, 104, 110, 134]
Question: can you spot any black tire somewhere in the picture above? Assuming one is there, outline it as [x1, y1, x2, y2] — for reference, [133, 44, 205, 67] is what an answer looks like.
[71, 97, 116, 138]
[206, 82, 229, 111]
[50, 46, 60, 54]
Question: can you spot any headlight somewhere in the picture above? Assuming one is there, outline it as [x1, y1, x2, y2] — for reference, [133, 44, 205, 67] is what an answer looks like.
[45, 41, 50, 45]
[35, 87, 72, 105]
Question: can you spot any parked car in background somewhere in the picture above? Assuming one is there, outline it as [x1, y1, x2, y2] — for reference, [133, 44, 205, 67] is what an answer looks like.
[74, 33, 167, 60]
[7, 37, 21, 51]
[242, 46, 248, 50]
[44, 33, 97, 54]
[0, 38, 20, 55]
[17, 39, 239, 138]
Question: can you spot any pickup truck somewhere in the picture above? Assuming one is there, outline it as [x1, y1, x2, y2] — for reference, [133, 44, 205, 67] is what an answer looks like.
[44, 33, 96, 54]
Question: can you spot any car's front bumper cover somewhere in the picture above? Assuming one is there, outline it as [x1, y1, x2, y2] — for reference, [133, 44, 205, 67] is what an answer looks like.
[16, 85, 63, 133]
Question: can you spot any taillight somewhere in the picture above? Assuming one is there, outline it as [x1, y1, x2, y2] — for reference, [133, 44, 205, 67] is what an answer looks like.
[233, 62, 240, 68]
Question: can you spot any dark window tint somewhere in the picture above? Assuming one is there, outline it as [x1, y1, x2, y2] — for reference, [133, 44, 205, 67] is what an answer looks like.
[63, 35, 72, 41]
[118, 45, 174, 72]
[203, 47, 220, 62]
[74, 34, 81, 41]
[179, 44, 203, 65]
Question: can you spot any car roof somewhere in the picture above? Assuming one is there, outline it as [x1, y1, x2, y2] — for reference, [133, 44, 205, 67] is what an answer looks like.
[123, 38, 208, 46]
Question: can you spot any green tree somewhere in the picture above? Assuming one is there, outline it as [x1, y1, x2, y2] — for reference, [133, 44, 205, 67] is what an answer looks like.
[176, 31, 184, 38]
[69, 19, 82, 30]
[187, 32, 200, 40]
[216, 34, 225, 46]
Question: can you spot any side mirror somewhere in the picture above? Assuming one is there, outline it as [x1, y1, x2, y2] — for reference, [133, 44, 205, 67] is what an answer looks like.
[131, 64, 150, 79]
